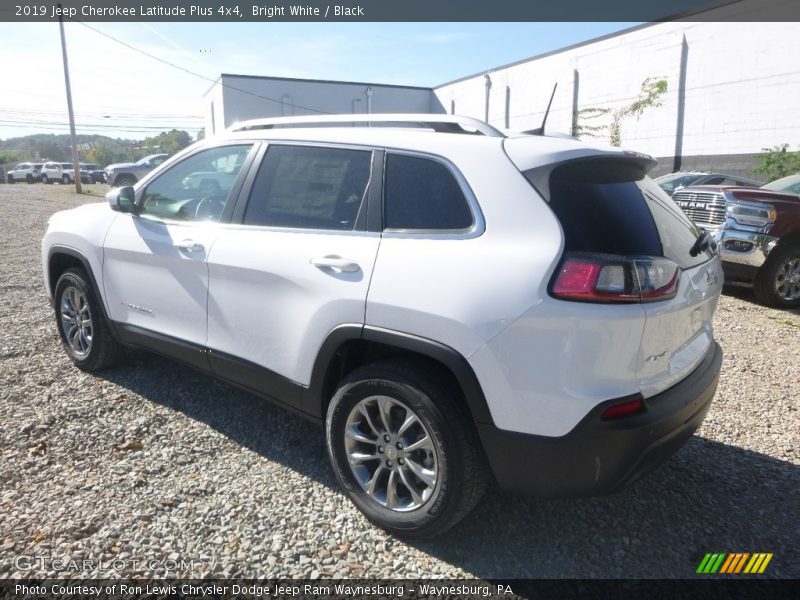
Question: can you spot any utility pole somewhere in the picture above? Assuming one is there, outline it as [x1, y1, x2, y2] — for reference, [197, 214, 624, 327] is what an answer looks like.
[58, 4, 81, 193]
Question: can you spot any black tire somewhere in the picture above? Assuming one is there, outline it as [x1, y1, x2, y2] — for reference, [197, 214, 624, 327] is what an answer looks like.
[325, 359, 489, 539]
[115, 175, 137, 187]
[754, 243, 800, 309]
[42, 175, 50, 185]
[54, 267, 123, 371]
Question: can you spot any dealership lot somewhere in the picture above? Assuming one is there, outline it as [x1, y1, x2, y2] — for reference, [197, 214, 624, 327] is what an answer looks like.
[0, 183, 797, 578]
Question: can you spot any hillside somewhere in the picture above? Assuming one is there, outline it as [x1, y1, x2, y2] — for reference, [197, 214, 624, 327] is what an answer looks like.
[0, 129, 197, 168]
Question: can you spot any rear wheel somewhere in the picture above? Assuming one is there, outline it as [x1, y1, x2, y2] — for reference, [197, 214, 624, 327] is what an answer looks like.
[325, 359, 489, 538]
[54, 268, 123, 371]
[754, 244, 800, 309]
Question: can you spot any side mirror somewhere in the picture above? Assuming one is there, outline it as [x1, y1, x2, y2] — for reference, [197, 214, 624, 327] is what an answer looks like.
[106, 186, 136, 213]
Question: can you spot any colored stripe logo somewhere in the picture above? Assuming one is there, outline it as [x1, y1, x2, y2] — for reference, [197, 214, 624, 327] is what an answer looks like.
[696, 552, 773, 574]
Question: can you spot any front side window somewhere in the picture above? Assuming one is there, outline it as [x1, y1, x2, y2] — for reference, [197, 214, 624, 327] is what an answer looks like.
[243, 145, 372, 231]
[139, 144, 253, 222]
[383, 154, 473, 231]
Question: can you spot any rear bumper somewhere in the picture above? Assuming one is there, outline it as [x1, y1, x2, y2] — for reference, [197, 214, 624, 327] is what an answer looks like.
[477, 341, 722, 497]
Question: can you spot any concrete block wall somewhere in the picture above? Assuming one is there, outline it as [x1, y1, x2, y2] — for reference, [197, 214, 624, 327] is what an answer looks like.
[435, 19, 800, 170]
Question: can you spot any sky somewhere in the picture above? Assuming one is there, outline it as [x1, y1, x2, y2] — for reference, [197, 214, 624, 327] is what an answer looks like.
[0, 22, 637, 141]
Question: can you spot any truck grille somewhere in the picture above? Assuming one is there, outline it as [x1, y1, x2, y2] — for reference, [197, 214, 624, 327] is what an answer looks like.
[672, 190, 726, 228]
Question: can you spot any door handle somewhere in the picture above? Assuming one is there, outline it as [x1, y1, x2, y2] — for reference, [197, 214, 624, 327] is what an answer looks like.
[175, 239, 205, 253]
[310, 256, 360, 273]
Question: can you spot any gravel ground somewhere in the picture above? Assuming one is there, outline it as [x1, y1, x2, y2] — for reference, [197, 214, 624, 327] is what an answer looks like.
[0, 183, 798, 579]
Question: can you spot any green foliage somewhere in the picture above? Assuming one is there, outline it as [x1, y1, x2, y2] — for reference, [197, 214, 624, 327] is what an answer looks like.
[751, 144, 800, 181]
[575, 78, 668, 147]
[139, 129, 193, 156]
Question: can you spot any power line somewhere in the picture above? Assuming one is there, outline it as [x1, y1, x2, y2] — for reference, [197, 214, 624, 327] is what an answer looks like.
[75, 21, 334, 116]
[0, 108, 203, 120]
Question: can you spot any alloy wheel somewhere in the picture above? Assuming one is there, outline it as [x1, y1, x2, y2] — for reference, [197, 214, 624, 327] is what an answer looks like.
[60, 285, 93, 356]
[344, 395, 438, 512]
[775, 256, 800, 301]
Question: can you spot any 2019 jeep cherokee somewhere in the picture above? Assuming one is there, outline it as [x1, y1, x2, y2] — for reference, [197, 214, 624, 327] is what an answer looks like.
[42, 114, 723, 537]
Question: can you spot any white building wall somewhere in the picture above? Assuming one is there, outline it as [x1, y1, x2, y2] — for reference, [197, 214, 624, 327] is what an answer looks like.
[204, 75, 444, 135]
[435, 20, 800, 161]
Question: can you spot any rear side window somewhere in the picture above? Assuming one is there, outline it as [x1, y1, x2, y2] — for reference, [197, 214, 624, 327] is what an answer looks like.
[244, 145, 372, 231]
[384, 154, 473, 231]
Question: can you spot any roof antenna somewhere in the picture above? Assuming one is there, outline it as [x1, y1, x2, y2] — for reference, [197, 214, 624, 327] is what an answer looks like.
[523, 82, 558, 136]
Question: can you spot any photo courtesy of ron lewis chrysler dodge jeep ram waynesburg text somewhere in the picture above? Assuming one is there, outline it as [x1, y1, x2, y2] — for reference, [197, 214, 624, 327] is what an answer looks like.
[42, 114, 723, 538]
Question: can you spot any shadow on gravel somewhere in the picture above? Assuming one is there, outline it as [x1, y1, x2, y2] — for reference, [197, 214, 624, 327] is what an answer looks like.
[722, 283, 800, 315]
[99, 351, 800, 579]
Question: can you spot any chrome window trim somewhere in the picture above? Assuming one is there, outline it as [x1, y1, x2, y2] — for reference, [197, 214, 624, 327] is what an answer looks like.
[381, 149, 485, 240]
[217, 221, 381, 238]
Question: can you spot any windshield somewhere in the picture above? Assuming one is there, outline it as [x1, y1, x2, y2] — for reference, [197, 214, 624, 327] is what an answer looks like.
[762, 173, 800, 195]
[654, 173, 704, 193]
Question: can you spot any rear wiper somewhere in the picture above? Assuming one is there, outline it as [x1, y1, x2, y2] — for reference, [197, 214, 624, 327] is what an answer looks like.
[689, 229, 716, 257]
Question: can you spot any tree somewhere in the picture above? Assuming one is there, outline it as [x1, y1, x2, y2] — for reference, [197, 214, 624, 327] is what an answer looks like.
[139, 129, 193, 157]
[751, 144, 800, 181]
[87, 143, 116, 167]
[575, 77, 668, 147]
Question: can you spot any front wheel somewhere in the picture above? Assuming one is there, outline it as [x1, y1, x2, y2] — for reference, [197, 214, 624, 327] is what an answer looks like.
[54, 268, 123, 371]
[754, 244, 800, 309]
[42, 175, 50, 184]
[115, 175, 136, 187]
[325, 359, 488, 538]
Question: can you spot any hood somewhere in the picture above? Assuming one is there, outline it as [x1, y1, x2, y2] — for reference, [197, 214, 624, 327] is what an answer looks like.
[106, 162, 136, 170]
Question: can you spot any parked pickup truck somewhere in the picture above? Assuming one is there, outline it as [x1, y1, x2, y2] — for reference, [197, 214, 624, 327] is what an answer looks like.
[673, 185, 800, 308]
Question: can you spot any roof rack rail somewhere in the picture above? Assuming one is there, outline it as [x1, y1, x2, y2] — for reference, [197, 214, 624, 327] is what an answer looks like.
[227, 113, 505, 137]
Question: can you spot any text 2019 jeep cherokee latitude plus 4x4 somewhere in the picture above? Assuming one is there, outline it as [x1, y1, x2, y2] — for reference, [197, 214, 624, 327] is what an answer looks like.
[42, 114, 723, 537]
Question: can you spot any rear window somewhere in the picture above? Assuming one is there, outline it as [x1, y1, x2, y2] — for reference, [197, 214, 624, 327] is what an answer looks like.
[527, 158, 713, 269]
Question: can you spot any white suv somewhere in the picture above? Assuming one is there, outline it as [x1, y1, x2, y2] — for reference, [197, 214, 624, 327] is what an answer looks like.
[41, 162, 74, 185]
[42, 115, 724, 537]
[7, 162, 43, 183]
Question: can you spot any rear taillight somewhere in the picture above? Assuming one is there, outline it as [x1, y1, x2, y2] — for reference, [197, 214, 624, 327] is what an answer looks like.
[552, 253, 679, 303]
